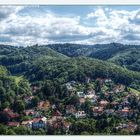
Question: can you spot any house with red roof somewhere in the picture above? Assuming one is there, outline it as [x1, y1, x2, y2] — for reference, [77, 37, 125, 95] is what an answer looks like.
[117, 107, 133, 118]
[8, 122, 20, 127]
[3, 108, 20, 120]
[23, 109, 36, 117]
[92, 106, 104, 116]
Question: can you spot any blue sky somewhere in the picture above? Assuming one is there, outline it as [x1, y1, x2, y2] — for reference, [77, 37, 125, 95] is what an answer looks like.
[0, 5, 140, 46]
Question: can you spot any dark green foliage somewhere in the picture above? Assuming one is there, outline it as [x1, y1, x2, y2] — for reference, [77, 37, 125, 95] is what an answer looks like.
[31, 96, 39, 107]
[13, 100, 25, 114]
[69, 119, 96, 135]
[47, 43, 140, 72]
[26, 57, 140, 90]
[95, 80, 101, 92]
[0, 44, 68, 75]
[0, 112, 10, 124]
[109, 49, 140, 72]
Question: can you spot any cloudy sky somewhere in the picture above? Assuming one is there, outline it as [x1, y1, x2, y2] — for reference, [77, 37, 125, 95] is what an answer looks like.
[0, 5, 140, 46]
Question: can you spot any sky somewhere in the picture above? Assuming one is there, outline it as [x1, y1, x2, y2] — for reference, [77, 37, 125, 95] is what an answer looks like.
[0, 5, 140, 46]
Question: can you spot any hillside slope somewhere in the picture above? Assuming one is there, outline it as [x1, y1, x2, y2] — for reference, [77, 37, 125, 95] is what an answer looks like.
[47, 43, 140, 72]
[25, 57, 140, 90]
[0, 44, 68, 74]
[108, 48, 140, 72]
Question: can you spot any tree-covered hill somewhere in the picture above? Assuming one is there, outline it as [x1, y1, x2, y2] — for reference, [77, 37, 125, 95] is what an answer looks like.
[0, 44, 68, 75]
[1, 43, 140, 74]
[108, 48, 140, 72]
[25, 57, 140, 90]
[47, 43, 140, 72]
[0, 43, 140, 89]
[47, 43, 139, 59]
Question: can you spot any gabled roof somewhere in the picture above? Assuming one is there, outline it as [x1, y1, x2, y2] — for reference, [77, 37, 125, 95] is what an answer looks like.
[24, 109, 36, 116]
[52, 110, 62, 116]
[21, 120, 33, 125]
[100, 100, 109, 105]
[32, 117, 47, 123]
[8, 122, 20, 127]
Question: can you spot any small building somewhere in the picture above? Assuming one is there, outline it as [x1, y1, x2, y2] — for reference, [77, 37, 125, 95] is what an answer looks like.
[52, 104, 56, 109]
[111, 101, 119, 106]
[8, 113, 20, 120]
[21, 120, 33, 128]
[90, 98, 98, 103]
[24, 96, 34, 104]
[104, 109, 115, 115]
[66, 83, 73, 90]
[114, 84, 125, 93]
[96, 78, 105, 86]
[8, 122, 20, 127]
[84, 94, 95, 99]
[77, 92, 85, 98]
[79, 97, 86, 104]
[3, 108, 20, 120]
[92, 106, 104, 116]
[116, 122, 137, 133]
[122, 100, 130, 107]
[47, 116, 70, 132]
[117, 107, 133, 118]
[37, 100, 51, 111]
[105, 78, 112, 83]
[52, 110, 62, 117]
[66, 105, 76, 115]
[99, 100, 109, 107]
[32, 117, 47, 129]
[75, 111, 86, 118]
[85, 77, 91, 84]
[32, 86, 39, 93]
[24, 109, 36, 116]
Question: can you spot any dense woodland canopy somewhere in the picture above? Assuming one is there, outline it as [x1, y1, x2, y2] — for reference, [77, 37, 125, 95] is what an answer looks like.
[47, 43, 140, 72]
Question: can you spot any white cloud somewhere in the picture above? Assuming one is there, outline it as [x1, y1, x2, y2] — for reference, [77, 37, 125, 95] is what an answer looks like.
[1, 6, 140, 46]
[86, 8, 140, 44]
[0, 6, 23, 21]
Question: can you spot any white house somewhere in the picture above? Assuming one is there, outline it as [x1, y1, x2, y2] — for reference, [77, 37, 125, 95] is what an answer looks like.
[66, 83, 73, 90]
[21, 120, 33, 128]
[75, 111, 86, 118]
[77, 92, 85, 98]
[84, 94, 95, 99]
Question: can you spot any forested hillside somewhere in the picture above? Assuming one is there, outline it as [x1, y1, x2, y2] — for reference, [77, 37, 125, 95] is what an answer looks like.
[47, 43, 140, 72]
[26, 57, 140, 89]
[109, 48, 140, 72]
[0, 44, 140, 89]
[0, 43, 140, 135]
[0, 44, 68, 75]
